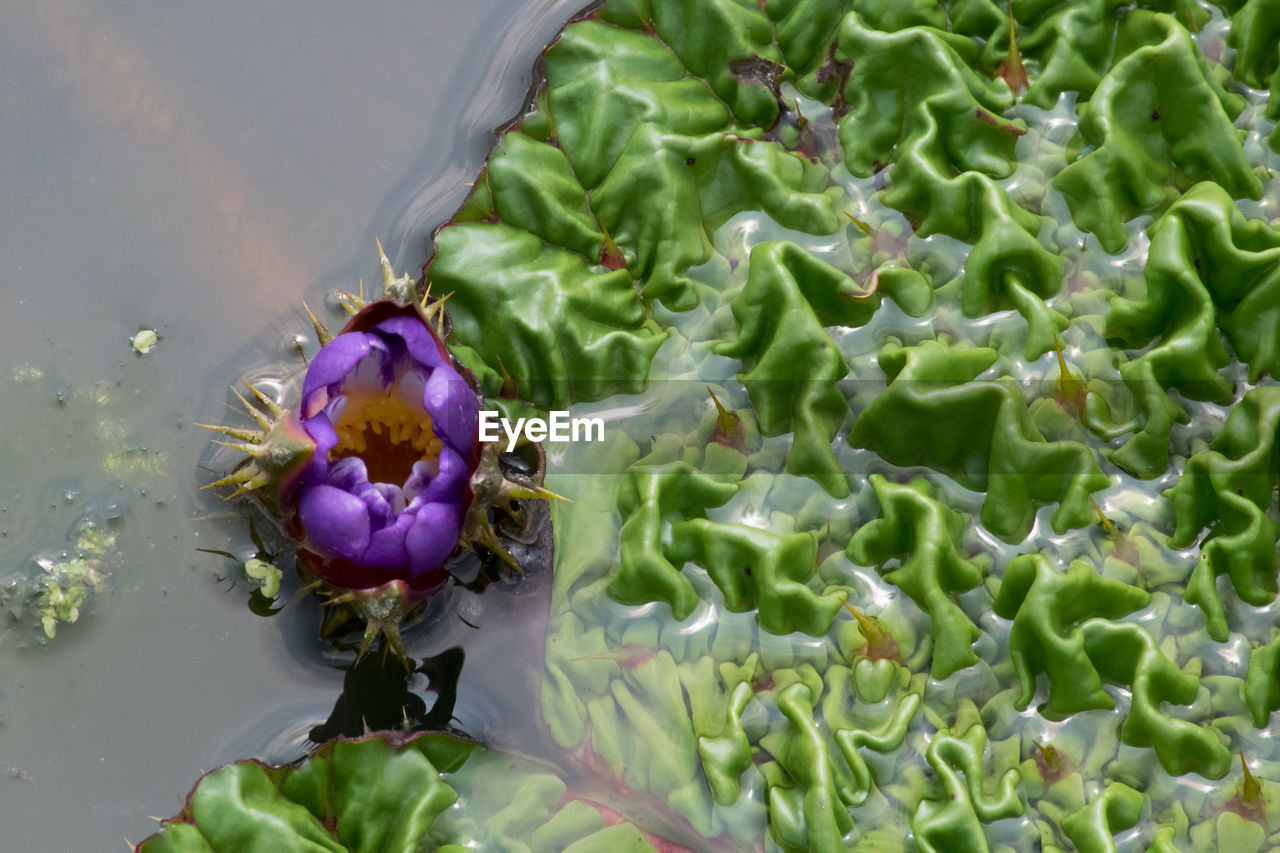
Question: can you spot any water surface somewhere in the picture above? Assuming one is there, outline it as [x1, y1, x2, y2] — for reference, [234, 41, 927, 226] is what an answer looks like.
[0, 1, 583, 847]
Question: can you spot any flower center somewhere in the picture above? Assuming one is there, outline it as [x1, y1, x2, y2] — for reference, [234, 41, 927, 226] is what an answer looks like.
[329, 386, 443, 485]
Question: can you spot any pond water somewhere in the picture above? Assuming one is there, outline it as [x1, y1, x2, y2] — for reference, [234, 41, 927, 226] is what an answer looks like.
[7, 2, 1280, 850]
[0, 1, 586, 848]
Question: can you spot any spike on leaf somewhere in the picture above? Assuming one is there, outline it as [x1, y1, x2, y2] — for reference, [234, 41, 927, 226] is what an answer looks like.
[1053, 335, 1088, 416]
[1090, 498, 1118, 538]
[793, 98, 809, 132]
[229, 385, 274, 431]
[210, 438, 263, 456]
[707, 386, 738, 435]
[707, 386, 746, 450]
[1033, 740, 1070, 783]
[422, 291, 453, 340]
[376, 237, 396, 288]
[495, 354, 518, 398]
[996, 2, 1028, 96]
[504, 483, 573, 503]
[1091, 498, 1142, 566]
[842, 601, 901, 661]
[1226, 753, 1268, 824]
[202, 465, 268, 493]
[843, 210, 872, 234]
[598, 219, 626, 270]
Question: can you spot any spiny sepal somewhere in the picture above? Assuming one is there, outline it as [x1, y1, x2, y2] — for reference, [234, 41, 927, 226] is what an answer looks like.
[337, 246, 454, 342]
[314, 577, 418, 669]
[377, 238, 420, 305]
[301, 300, 333, 345]
[200, 384, 315, 508]
[458, 441, 562, 572]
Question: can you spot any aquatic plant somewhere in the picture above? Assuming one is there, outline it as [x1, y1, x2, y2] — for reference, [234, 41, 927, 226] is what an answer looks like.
[291, 300, 478, 595]
[202, 257, 557, 654]
[144, 0, 1280, 850]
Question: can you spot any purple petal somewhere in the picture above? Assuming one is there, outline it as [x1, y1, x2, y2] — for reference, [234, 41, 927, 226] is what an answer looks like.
[394, 365, 430, 415]
[372, 315, 446, 370]
[327, 457, 369, 492]
[301, 415, 338, 479]
[402, 458, 434, 501]
[361, 518, 410, 568]
[372, 482, 406, 514]
[404, 502, 462, 577]
[301, 332, 381, 416]
[422, 446, 468, 504]
[338, 346, 394, 396]
[298, 485, 371, 560]
[422, 365, 478, 454]
[355, 482, 395, 530]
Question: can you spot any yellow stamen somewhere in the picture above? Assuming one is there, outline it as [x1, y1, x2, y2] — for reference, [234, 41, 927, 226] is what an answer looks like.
[327, 383, 446, 484]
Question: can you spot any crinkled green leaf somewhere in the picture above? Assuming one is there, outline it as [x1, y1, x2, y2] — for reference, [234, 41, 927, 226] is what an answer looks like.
[714, 241, 854, 496]
[910, 701, 1023, 853]
[592, 129, 838, 308]
[819, 663, 923, 806]
[1053, 12, 1259, 253]
[1227, 0, 1280, 135]
[138, 735, 666, 853]
[1099, 188, 1280, 477]
[647, 0, 781, 128]
[835, 12, 1020, 187]
[991, 554, 1228, 776]
[1167, 387, 1280, 641]
[833, 11, 1066, 357]
[765, 683, 856, 848]
[543, 19, 732, 189]
[851, 0, 947, 33]
[593, 651, 719, 835]
[955, 0, 1211, 108]
[767, 0, 849, 99]
[140, 736, 464, 853]
[1081, 620, 1231, 777]
[485, 130, 606, 260]
[992, 555, 1151, 717]
[846, 476, 985, 679]
[1059, 782, 1144, 853]
[608, 454, 742, 619]
[850, 340, 1109, 541]
[1128, 183, 1280, 384]
[428, 223, 666, 409]
[667, 520, 846, 635]
[693, 670, 755, 806]
[1244, 629, 1280, 729]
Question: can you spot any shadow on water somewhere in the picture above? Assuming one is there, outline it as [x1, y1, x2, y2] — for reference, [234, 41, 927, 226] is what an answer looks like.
[308, 645, 466, 743]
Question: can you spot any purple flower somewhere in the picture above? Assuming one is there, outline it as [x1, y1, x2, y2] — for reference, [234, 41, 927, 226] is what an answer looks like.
[288, 302, 479, 593]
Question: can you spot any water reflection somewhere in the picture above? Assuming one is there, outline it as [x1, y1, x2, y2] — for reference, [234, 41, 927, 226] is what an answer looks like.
[309, 645, 466, 744]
